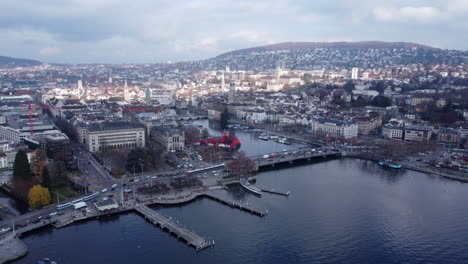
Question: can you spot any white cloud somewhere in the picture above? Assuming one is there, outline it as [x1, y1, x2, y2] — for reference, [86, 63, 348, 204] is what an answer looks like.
[39, 47, 62, 55]
[373, 6, 446, 23]
[229, 31, 269, 44]
[174, 37, 220, 54]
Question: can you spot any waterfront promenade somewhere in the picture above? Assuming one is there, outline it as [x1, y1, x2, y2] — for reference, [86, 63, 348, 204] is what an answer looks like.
[344, 152, 468, 182]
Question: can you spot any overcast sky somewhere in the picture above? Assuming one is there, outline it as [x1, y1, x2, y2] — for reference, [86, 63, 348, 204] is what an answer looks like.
[0, 0, 467, 64]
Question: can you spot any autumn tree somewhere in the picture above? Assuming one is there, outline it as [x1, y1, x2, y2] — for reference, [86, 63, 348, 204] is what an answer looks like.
[225, 151, 257, 177]
[30, 149, 47, 181]
[27, 185, 51, 209]
[111, 168, 124, 177]
[183, 126, 201, 144]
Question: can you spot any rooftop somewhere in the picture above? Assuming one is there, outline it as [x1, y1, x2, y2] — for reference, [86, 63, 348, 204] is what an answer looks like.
[87, 121, 144, 132]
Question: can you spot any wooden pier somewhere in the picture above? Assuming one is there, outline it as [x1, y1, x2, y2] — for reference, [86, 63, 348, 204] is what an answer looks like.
[134, 205, 213, 251]
[260, 188, 290, 196]
[203, 192, 267, 217]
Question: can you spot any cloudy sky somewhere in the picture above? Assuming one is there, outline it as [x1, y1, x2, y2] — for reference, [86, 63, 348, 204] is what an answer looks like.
[0, 0, 467, 64]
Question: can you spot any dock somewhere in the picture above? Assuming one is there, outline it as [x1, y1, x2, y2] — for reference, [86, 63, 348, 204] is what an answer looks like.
[203, 192, 267, 217]
[134, 205, 213, 251]
[0, 235, 27, 264]
[260, 188, 290, 196]
[240, 181, 262, 196]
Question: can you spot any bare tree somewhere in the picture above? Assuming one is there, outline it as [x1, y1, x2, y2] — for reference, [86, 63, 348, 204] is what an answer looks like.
[225, 151, 256, 177]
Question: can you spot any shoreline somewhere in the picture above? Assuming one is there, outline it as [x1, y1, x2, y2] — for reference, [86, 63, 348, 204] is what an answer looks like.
[343, 153, 468, 183]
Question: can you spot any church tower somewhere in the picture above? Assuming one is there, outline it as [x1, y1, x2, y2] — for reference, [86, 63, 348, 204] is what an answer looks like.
[77, 80, 83, 98]
[123, 78, 129, 102]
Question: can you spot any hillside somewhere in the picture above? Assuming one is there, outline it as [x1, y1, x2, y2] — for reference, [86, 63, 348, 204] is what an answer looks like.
[0, 56, 42, 68]
[169, 41, 467, 71]
[217, 41, 436, 58]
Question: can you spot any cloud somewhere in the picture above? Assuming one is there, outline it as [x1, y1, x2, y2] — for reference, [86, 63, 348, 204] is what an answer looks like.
[0, 0, 466, 63]
[39, 47, 62, 55]
[373, 6, 446, 23]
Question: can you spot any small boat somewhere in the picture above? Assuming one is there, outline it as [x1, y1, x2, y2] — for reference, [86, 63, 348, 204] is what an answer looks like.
[378, 160, 402, 169]
[258, 135, 269, 141]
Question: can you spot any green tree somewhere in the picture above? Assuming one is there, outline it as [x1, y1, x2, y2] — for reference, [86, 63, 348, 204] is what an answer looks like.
[220, 107, 229, 130]
[13, 149, 32, 180]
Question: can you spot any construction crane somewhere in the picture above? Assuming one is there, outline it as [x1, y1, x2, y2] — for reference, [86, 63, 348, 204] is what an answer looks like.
[19, 101, 63, 136]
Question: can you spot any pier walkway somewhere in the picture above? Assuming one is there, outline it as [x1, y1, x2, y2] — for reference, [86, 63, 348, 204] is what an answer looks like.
[204, 192, 267, 217]
[135, 205, 213, 251]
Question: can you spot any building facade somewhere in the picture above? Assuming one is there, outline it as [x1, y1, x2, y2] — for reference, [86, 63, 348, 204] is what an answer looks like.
[150, 126, 185, 152]
[84, 122, 145, 152]
[311, 118, 358, 139]
[404, 125, 432, 142]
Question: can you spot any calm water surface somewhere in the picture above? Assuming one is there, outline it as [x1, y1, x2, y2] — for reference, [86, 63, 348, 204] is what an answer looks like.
[13, 158, 468, 264]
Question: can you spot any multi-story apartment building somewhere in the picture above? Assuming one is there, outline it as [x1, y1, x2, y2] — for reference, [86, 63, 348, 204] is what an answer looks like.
[354, 114, 382, 135]
[382, 119, 405, 140]
[404, 125, 433, 142]
[311, 118, 358, 139]
[83, 122, 145, 152]
[437, 128, 461, 145]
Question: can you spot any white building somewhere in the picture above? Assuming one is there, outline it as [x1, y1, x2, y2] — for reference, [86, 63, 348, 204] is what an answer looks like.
[83, 122, 145, 152]
[351, 68, 359, 80]
[0, 119, 61, 143]
[382, 119, 405, 140]
[404, 125, 432, 142]
[311, 118, 358, 139]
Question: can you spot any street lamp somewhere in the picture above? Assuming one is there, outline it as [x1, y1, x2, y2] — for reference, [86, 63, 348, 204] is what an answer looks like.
[139, 159, 144, 181]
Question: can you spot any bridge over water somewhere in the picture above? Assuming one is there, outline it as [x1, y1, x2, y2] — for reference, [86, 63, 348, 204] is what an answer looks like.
[250, 149, 342, 169]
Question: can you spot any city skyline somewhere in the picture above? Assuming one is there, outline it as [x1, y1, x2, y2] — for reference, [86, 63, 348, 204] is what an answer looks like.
[0, 0, 467, 64]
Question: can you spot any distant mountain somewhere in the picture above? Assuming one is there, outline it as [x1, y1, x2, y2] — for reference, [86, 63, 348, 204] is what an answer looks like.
[217, 41, 436, 58]
[0, 55, 42, 68]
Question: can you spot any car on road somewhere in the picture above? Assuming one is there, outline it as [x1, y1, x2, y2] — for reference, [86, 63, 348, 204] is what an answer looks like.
[101, 188, 108, 193]
[134, 179, 140, 182]
[151, 176, 157, 179]
[0, 227, 11, 234]
[49, 212, 58, 217]
[111, 184, 118, 188]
